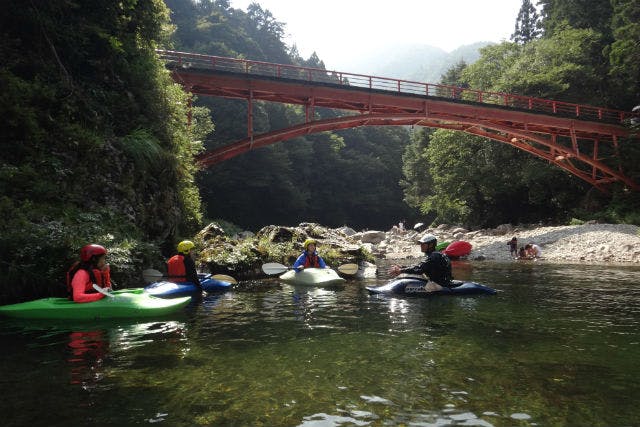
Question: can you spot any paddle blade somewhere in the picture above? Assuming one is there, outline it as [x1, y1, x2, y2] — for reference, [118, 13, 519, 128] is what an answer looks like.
[262, 262, 289, 275]
[92, 284, 114, 298]
[142, 268, 164, 284]
[211, 274, 238, 284]
[337, 263, 359, 275]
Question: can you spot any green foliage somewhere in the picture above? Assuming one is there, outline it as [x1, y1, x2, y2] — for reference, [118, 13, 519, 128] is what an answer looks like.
[538, 0, 613, 39]
[511, 0, 543, 44]
[119, 129, 167, 170]
[401, 127, 586, 228]
[0, 0, 212, 300]
[465, 28, 607, 103]
[164, 1, 417, 231]
[606, 0, 640, 108]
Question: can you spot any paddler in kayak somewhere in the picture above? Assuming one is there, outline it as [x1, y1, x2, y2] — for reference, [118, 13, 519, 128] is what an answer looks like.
[66, 244, 112, 303]
[293, 239, 329, 271]
[167, 240, 201, 289]
[388, 234, 454, 289]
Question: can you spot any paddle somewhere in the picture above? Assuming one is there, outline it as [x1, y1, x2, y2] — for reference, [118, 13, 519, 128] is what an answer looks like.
[92, 284, 114, 298]
[261, 262, 359, 276]
[397, 273, 429, 281]
[142, 268, 238, 284]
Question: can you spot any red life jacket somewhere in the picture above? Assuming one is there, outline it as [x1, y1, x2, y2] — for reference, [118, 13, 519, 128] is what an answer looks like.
[66, 262, 110, 299]
[167, 254, 186, 281]
[303, 253, 320, 268]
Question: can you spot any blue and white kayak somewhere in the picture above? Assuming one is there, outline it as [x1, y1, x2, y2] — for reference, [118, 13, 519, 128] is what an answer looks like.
[366, 278, 497, 297]
[144, 276, 232, 298]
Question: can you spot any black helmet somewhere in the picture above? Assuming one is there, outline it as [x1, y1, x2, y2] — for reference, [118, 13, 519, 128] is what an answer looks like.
[418, 234, 437, 245]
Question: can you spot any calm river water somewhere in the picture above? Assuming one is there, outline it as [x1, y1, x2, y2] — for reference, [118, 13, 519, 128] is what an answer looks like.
[1, 261, 639, 426]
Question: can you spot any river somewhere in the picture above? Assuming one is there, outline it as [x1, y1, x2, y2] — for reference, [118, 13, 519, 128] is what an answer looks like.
[1, 261, 639, 426]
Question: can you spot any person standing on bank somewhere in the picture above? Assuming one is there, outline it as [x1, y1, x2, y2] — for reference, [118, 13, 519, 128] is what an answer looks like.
[293, 239, 328, 271]
[167, 240, 201, 288]
[67, 244, 112, 303]
[507, 237, 518, 258]
[389, 234, 454, 288]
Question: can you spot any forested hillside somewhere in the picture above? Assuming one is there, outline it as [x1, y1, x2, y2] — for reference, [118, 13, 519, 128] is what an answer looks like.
[401, 0, 640, 228]
[0, 0, 209, 299]
[164, 0, 415, 230]
[0, 0, 639, 300]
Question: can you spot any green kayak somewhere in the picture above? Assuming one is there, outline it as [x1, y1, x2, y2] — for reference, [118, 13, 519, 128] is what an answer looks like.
[0, 289, 191, 320]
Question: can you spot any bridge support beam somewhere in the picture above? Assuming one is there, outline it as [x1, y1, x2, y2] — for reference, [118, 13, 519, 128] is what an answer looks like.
[197, 113, 640, 191]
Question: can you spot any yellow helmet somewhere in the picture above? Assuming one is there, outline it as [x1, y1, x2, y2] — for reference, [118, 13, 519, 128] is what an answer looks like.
[177, 240, 195, 254]
[303, 238, 317, 250]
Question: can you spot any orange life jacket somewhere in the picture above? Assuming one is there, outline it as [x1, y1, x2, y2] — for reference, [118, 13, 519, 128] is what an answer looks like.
[303, 253, 320, 268]
[167, 254, 187, 281]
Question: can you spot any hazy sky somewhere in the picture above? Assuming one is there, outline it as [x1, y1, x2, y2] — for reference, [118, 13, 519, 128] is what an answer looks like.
[231, 0, 523, 69]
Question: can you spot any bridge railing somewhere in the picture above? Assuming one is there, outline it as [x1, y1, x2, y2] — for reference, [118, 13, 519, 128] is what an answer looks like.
[157, 49, 637, 124]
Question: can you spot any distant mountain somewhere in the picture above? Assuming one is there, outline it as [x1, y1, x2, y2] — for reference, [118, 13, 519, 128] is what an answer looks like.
[338, 41, 493, 84]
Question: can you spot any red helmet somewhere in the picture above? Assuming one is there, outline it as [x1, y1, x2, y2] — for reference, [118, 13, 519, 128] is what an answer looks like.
[80, 244, 107, 262]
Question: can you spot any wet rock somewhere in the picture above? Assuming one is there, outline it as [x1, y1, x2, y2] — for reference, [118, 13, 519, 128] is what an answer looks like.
[353, 230, 386, 244]
[336, 226, 357, 236]
[493, 224, 513, 235]
[257, 225, 298, 243]
[197, 222, 226, 242]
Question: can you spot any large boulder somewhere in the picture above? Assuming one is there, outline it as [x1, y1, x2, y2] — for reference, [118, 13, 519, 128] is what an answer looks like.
[196, 222, 226, 243]
[198, 222, 374, 279]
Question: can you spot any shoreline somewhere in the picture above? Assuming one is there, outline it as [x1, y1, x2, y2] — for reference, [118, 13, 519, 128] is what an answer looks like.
[374, 223, 640, 264]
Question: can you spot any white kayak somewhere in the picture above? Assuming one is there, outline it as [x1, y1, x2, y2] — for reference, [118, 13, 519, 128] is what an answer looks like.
[279, 268, 346, 286]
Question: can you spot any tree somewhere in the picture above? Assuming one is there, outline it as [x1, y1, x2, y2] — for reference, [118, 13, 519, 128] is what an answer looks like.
[465, 28, 607, 104]
[538, 0, 613, 40]
[607, 0, 640, 109]
[0, 0, 209, 298]
[511, 0, 542, 44]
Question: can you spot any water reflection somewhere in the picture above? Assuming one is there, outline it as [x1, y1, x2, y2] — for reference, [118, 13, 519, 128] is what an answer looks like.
[67, 330, 108, 388]
[2, 262, 640, 426]
[291, 285, 340, 328]
[64, 320, 188, 389]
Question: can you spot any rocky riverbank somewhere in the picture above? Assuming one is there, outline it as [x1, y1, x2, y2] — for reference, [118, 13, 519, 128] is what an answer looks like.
[375, 223, 640, 264]
[195, 222, 640, 280]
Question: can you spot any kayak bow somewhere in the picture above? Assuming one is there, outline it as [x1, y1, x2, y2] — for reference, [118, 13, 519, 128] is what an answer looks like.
[0, 289, 191, 320]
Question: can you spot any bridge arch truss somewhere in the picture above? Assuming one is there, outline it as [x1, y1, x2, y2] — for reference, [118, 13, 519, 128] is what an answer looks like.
[159, 50, 640, 191]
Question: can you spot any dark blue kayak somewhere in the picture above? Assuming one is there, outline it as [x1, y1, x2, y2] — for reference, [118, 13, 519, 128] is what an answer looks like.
[366, 278, 497, 297]
[144, 275, 232, 298]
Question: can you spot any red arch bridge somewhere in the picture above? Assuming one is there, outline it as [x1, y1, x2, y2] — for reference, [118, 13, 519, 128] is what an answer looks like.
[158, 49, 640, 191]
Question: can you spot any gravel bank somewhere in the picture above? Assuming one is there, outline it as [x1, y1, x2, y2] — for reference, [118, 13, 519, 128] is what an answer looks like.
[378, 224, 640, 264]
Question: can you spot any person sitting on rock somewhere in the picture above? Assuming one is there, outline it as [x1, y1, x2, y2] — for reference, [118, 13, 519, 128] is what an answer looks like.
[293, 239, 328, 271]
[388, 233, 454, 288]
[517, 246, 529, 259]
[525, 243, 542, 259]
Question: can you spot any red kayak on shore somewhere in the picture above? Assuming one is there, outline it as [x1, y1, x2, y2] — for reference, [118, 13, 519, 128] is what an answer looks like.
[443, 241, 472, 258]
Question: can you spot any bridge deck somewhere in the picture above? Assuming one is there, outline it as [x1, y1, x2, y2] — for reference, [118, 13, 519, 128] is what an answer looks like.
[158, 50, 639, 191]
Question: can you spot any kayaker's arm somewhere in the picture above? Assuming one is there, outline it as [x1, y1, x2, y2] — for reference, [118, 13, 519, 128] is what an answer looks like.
[318, 256, 328, 269]
[71, 270, 105, 303]
[292, 253, 306, 271]
[183, 255, 201, 287]
[399, 260, 428, 276]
